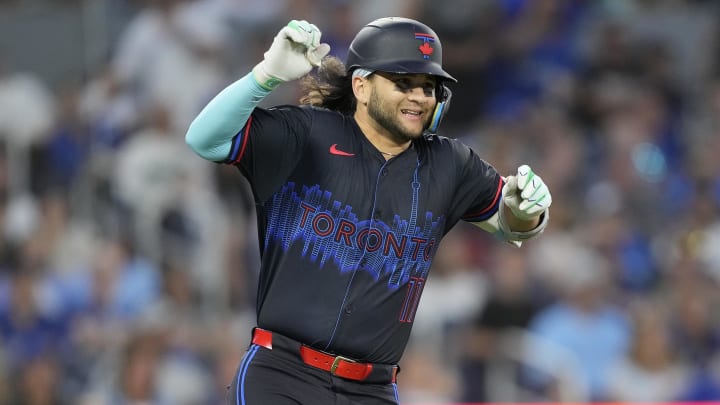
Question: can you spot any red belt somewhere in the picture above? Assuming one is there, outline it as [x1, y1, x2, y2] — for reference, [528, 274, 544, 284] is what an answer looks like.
[252, 328, 397, 383]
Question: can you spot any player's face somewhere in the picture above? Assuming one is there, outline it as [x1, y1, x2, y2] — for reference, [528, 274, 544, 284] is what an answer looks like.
[367, 72, 437, 144]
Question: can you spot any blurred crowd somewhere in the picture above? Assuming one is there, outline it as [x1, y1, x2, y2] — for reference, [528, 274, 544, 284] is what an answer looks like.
[1, 0, 720, 404]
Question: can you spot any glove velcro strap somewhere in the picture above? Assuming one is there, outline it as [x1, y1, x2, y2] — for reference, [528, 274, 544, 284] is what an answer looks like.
[252, 63, 284, 91]
[498, 202, 549, 242]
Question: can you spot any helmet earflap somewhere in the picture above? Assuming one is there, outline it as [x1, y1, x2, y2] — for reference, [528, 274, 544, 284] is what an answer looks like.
[426, 84, 452, 135]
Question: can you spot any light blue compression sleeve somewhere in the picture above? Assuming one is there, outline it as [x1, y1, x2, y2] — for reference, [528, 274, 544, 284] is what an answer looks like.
[185, 73, 272, 161]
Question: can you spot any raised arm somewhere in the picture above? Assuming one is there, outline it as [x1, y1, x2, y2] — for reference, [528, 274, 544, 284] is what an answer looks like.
[185, 20, 330, 161]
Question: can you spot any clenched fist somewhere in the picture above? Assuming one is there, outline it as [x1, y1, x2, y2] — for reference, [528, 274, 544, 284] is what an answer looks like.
[252, 20, 331, 90]
[502, 165, 552, 221]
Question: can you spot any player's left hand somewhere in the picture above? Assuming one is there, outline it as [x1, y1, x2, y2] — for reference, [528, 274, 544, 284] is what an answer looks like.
[502, 165, 552, 221]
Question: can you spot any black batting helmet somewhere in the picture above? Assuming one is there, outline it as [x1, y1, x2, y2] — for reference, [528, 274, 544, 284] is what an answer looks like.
[346, 17, 457, 83]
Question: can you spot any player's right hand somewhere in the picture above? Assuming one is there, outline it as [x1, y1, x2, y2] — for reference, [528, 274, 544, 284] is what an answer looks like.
[252, 20, 331, 90]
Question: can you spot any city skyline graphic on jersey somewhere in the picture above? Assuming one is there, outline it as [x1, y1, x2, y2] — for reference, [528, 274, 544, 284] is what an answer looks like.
[264, 182, 445, 289]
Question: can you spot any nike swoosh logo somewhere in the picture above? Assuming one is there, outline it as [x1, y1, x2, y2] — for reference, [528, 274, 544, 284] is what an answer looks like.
[329, 144, 354, 156]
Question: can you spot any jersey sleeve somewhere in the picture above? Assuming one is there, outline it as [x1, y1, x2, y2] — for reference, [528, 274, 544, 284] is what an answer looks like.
[445, 141, 504, 224]
[223, 105, 313, 202]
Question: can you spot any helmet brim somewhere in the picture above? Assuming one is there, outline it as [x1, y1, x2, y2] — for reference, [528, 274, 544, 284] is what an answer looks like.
[366, 59, 457, 83]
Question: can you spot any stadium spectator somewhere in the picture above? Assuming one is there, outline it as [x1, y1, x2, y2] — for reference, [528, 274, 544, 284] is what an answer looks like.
[605, 299, 692, 402]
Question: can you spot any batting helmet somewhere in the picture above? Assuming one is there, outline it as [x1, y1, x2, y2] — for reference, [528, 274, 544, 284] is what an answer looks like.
[346, 17, 457, 83]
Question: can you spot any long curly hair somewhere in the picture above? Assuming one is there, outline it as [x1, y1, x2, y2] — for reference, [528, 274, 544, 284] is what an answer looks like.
[300, 56, 356, 116]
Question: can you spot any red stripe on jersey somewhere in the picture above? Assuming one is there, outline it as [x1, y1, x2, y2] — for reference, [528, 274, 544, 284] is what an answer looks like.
[462, 176, 503, 220]
[232, 115, 253, 165]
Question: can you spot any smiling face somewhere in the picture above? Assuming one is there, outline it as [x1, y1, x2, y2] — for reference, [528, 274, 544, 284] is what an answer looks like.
[359, 72, 438, 145]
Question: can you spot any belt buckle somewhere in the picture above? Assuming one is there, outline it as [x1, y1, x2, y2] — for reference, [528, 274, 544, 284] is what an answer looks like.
[330, 355, 355, 375]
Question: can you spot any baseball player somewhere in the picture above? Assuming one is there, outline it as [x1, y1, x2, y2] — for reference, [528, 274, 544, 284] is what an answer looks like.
[186, 17, 551, 405]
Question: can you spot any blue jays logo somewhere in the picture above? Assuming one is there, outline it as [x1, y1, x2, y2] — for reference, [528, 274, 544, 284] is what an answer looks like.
[415, 33, 435, 59]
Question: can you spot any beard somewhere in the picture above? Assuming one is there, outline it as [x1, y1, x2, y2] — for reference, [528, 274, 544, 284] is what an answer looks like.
[367, 89, 428, 144]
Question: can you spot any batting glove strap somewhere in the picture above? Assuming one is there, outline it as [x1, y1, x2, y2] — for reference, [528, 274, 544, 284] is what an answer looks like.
[497, 202, 549, 242]
[252, 63, 285, 91]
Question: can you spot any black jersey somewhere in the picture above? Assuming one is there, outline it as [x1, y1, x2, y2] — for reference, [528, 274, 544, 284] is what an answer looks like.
[224, 104, 502, 364]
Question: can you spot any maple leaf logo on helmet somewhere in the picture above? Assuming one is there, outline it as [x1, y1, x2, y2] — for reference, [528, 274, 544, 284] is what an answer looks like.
[415, 33, 435, 59]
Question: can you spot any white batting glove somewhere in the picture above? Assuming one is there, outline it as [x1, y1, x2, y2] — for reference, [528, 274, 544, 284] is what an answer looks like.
[252, 20, 331, 90]
[502, 165, 552, 221]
